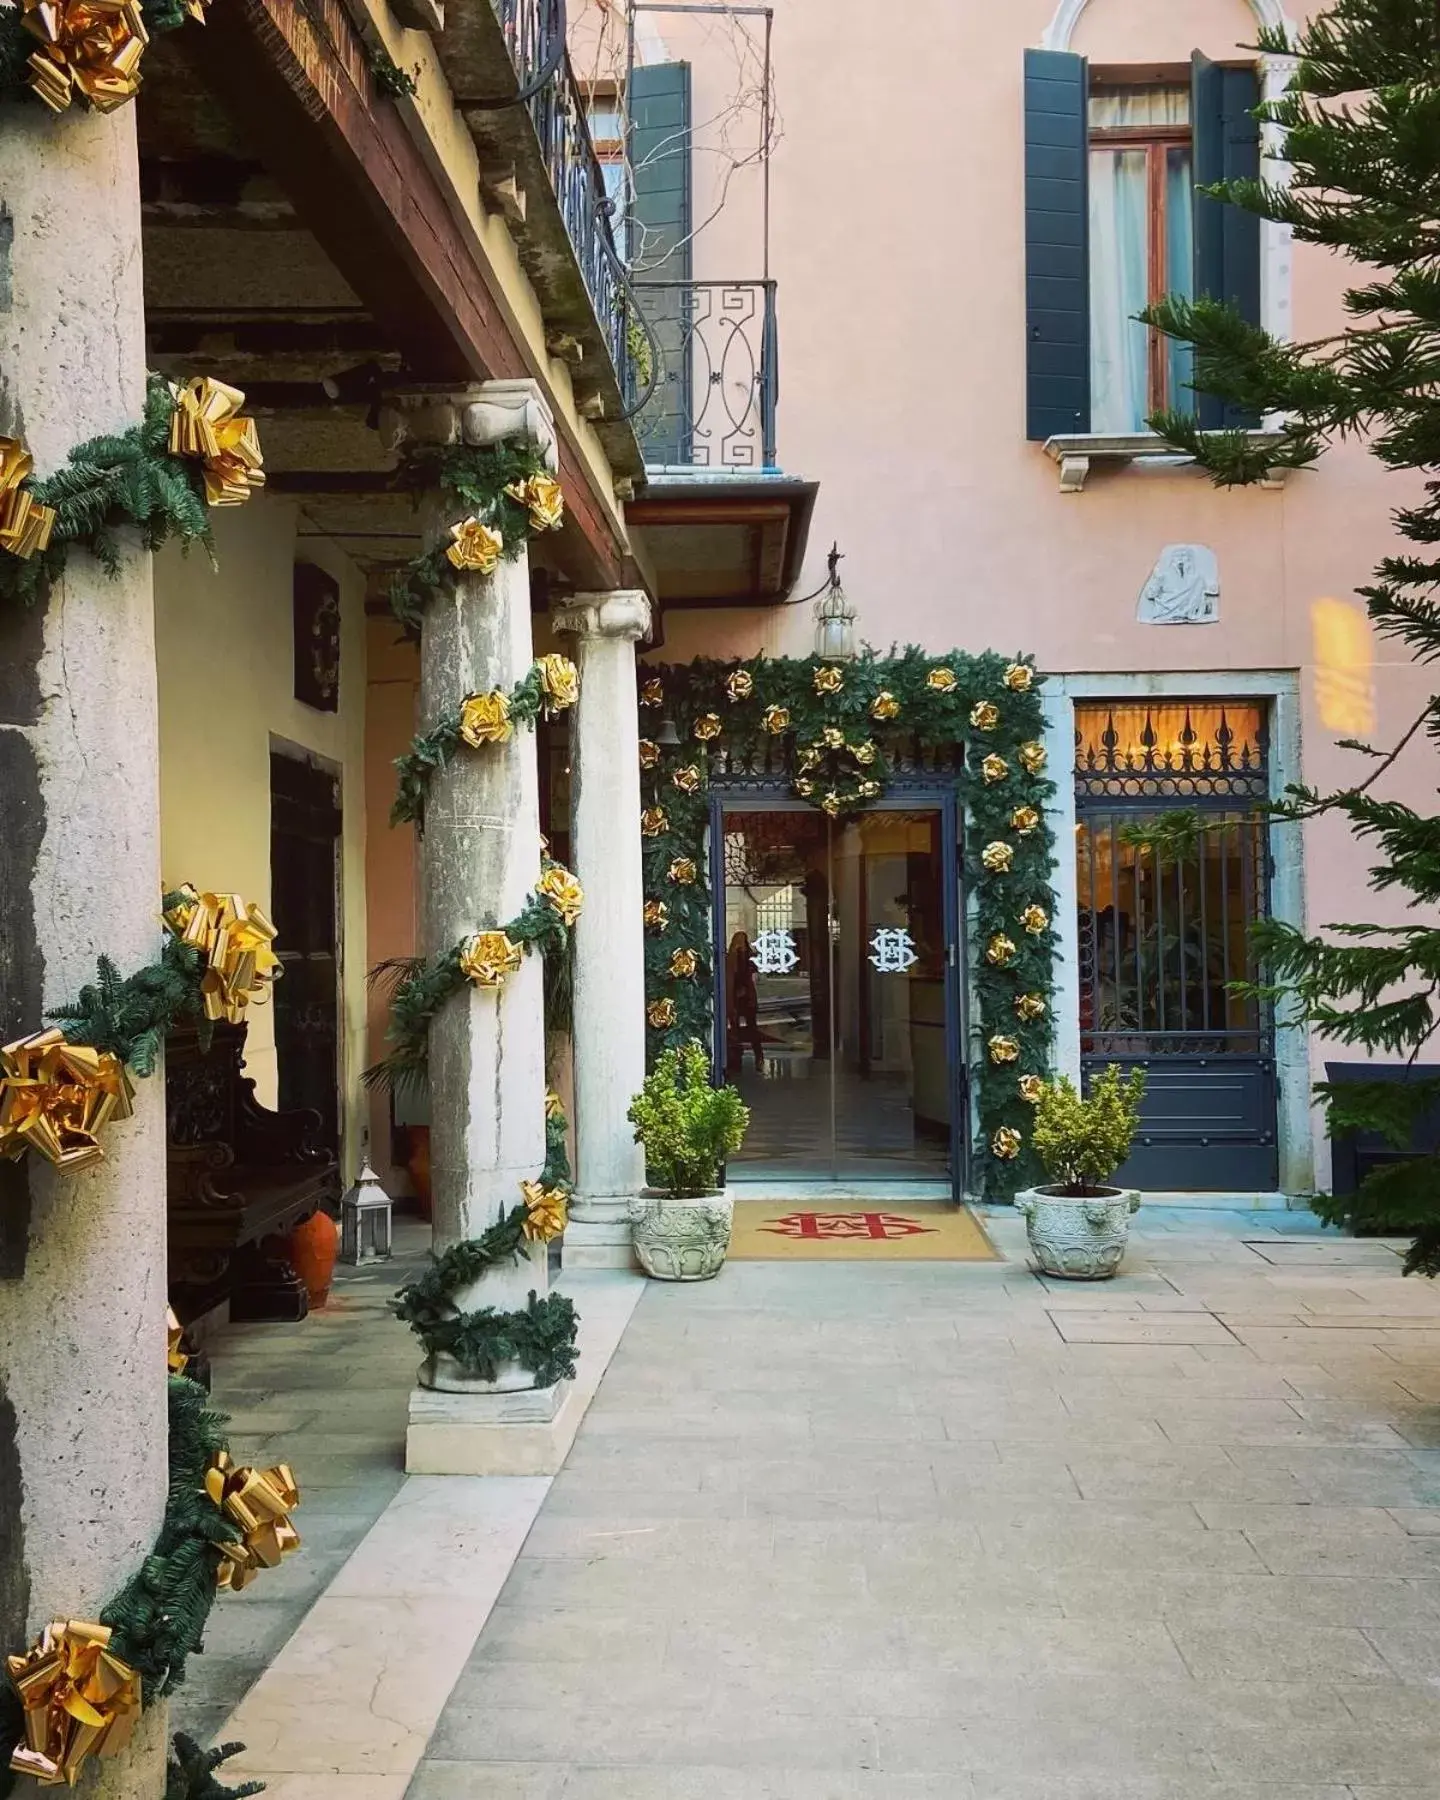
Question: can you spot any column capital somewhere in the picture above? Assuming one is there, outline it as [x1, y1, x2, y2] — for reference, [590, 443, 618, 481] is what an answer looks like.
[378, 378, 557, 471]
[554, 589, 652, 644]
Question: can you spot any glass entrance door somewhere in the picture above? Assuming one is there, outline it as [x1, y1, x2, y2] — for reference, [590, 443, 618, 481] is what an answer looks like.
[716, 802, 960, 1185]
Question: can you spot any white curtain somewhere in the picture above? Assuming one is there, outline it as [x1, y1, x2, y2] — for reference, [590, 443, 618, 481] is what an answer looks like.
[1088, 149, 1149, 433]
[1087, 87, 1191, 433]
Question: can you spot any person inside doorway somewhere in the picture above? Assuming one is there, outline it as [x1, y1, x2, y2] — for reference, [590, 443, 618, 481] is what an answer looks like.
[727, 931, 765, 1074]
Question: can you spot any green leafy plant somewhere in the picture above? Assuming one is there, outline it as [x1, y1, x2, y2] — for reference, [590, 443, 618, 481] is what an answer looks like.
[627, 1039, 749, 1197]
[1143, 0, 1440, 1270]
[1032, 1066, 1147, 1196]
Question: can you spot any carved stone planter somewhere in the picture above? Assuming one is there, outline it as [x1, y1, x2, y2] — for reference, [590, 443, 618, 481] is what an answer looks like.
[629, 1189, 732, 1281]
[1014, 1185, 1141, 1280]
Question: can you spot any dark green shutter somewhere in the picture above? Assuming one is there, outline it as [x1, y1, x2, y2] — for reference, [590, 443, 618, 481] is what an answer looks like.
[1192, 54, 1261, 429]
[629, 61, 692, 463]
[1024, 48, 1090, 441]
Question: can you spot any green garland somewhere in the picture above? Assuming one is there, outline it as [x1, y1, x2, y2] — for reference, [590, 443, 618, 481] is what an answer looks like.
[387, 439, 560, 634]
[0, 0, 199, 112]
[0, 375, 215, 609]
[391, 659, 575, 828]
[392, 1103, 578, 1385]
[363, 862, 578, 1092]
[0, 1376, 235, 1799]
[636, 649, 1057, 1198]
[166, 1736, 265, 1800]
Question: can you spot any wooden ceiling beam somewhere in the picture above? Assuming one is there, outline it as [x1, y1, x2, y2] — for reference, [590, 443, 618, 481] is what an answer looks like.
[178, 0, 626, 589]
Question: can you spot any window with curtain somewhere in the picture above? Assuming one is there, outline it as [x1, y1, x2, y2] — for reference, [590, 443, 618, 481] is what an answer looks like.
[1087, 83, 1195, 433]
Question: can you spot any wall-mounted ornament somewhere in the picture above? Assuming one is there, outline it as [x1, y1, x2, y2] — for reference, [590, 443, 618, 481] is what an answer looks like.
[294, 563, 341, 711]
[1136, 544, 1219, 625]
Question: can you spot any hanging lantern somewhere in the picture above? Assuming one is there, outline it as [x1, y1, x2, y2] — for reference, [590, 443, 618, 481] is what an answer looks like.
[812, 542, 857, 662]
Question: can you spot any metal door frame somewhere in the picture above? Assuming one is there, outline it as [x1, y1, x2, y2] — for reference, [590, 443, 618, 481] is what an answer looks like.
[709, 785, 966, 1196]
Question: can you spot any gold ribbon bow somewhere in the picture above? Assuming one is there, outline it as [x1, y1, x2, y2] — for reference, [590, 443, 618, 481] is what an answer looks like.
[0, 437, 58, 561]
[166, 1306, 189, 1375]
[5, 1620, 141, 1787]
[206, 1453, 303, 1592]
[519, 1178, 569, 1243]
[21, 0, 149, 115]
[458, 931, 524, 989]
[168, 378, 265, 507]
[0, 1029, 134, 1173]
[164, 887, 282, 1025]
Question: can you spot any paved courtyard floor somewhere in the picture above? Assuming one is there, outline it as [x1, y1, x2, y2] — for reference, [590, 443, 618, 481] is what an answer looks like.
[186, 1208, 1440, 1798]
[412, 1207, 1440, 1800]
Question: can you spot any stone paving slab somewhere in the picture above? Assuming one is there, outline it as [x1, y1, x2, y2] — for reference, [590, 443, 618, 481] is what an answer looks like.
[406, 1208, 1440, 1795]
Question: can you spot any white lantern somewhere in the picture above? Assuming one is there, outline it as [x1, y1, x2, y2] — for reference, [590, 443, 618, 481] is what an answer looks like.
[812, 542, 857, 661]
[339, 1157, 393, 1264]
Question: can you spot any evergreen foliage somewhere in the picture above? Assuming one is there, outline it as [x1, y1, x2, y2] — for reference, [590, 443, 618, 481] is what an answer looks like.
[392, 661, 555, 828]
[166, 1736, 266, 1800]
[101, 1376, 231, 1697]
[0, 377, 212, 608]
[1144, 0, 1440, 1270]
[1032, 1067, 1147, 1195]
[0, 1379, 232, 1797]
[391, 1104, 577, 1382]
[627, 1040, 749, 1196]
[363, 876, 575, 1092]
[387, 439, 558, 634]
[637, 649, 1057, 1196]
[53, 928, 206, 1076]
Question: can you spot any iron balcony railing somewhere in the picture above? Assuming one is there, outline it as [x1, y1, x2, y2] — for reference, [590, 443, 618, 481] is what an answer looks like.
[629, 279, 779, 471]
[492, 0, 631, 391]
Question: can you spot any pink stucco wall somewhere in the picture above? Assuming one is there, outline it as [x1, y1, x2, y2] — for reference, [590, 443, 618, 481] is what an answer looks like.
[591, 0, 1435, 1191]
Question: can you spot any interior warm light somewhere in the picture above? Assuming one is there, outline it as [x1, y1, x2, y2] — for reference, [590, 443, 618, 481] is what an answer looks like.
[1311, 597, 1376, 736]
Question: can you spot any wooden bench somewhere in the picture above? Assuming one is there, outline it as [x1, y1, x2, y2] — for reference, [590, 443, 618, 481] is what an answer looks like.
[166, 1020, 339, 1325]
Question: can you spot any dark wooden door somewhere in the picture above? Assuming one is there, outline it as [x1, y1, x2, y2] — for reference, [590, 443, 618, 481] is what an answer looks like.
[269, 751, 341, 1157]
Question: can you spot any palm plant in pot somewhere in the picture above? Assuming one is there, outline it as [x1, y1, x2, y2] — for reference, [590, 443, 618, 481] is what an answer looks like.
[627, 1040, 749, 1280]
[1015, 1065, 1147, 1279]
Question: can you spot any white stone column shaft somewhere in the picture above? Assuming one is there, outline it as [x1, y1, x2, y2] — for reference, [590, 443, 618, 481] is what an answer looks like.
[554, 592, 651, 1268]
[382, 384, 553, 1395]
[0, 105, 168, 1798]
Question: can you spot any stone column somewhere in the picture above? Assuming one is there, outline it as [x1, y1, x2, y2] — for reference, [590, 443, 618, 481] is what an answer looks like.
[379, 383, 561, 1452]
[0, 106, 168, 1797]
[553, 592, 652, 1267]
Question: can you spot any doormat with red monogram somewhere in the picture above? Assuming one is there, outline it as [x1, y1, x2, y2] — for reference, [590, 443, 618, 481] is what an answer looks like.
[728, 1201, 997, 1261]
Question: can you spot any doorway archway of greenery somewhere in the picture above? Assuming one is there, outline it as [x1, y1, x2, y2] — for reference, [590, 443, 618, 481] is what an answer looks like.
[634, 649, 1057, 1197]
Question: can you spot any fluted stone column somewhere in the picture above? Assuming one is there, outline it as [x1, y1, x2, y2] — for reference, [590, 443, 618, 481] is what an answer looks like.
[0, 102, 168, 1798]
[554, 591, 652, 1268]
[380, 384, 558, 1444]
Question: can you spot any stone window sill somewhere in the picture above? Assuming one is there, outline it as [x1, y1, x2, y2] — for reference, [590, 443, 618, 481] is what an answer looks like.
[1042, 431, 1289, 493]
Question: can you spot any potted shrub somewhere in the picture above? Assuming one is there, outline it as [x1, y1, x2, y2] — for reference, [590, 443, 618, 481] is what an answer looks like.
[1015, 1065, 1147, 1279]
[627, 1040, 749, 1280]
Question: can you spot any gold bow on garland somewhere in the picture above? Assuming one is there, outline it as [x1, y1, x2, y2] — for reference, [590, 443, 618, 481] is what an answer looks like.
[168, 378, 265, 507]
[0, 438, 58, 561]
[206, 1453, 302, 1593]
[4, 1619, 141, 1788]
[20, 0, 150, 115]
[163, 886, 281, 1024]
[0, 1029, 133, 1172]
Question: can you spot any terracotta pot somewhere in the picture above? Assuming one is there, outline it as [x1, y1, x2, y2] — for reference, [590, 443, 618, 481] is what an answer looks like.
[288, 1210, 339, 1309]
[406, 1125, 433, 1222]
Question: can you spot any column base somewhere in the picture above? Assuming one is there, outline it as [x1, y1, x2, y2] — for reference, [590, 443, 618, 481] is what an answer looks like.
[562, 1196, 637, 1270]
[406, 1379, 575, 1474]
